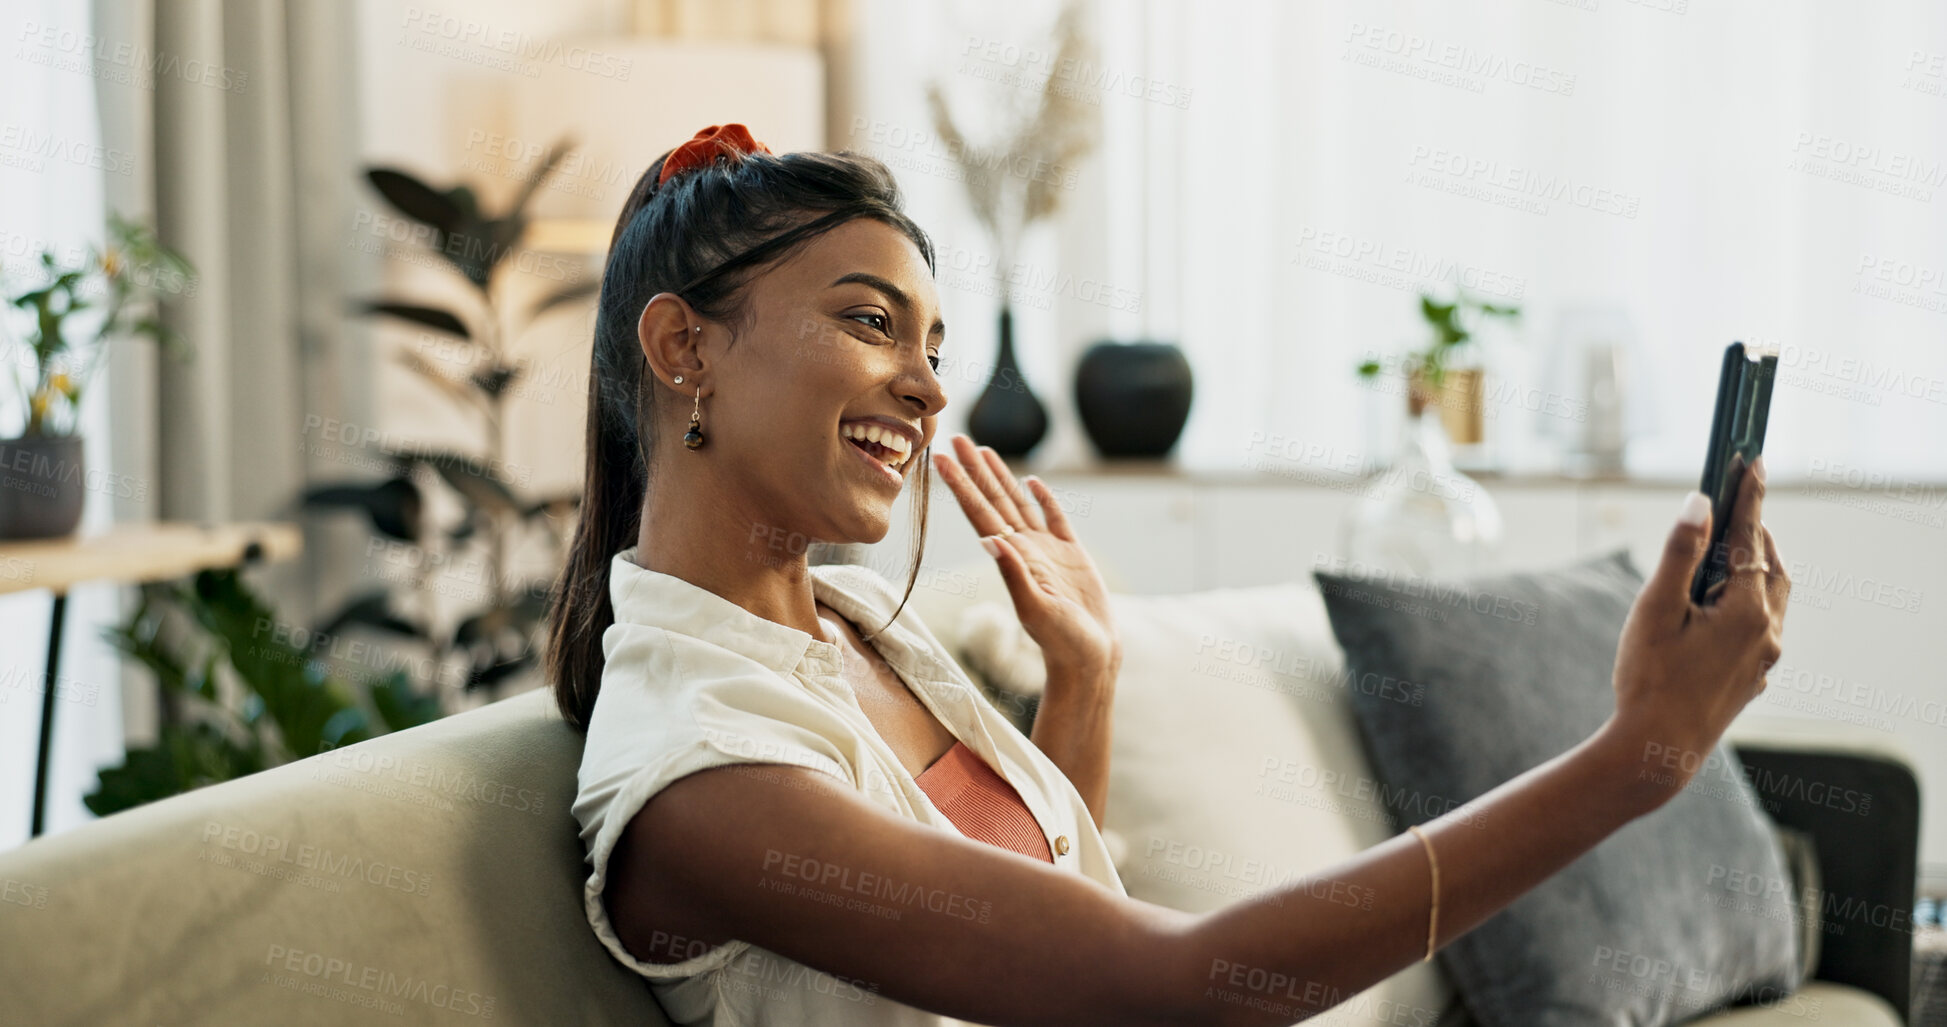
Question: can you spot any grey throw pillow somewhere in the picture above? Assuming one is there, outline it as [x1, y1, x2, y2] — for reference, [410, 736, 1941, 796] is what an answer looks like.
[1314, 551, 1803, 1026]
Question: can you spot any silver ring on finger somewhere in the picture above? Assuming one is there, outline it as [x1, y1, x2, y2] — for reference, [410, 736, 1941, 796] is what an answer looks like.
[1731, 555, 1771, 574]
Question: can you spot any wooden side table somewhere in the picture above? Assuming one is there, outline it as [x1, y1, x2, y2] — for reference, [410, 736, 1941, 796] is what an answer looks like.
[0, 522, 302, 837]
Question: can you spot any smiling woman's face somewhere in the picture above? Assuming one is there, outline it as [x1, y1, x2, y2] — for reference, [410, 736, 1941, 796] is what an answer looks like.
[674, 217, 948, 547]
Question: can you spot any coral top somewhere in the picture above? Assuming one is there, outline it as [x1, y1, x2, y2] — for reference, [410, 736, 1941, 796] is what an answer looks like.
[914, 740, 1054, 863]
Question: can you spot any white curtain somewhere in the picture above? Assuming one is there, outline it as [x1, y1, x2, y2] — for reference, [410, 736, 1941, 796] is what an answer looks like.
[1089, 0, 1947, 479]
[848, 0, 1947, 478]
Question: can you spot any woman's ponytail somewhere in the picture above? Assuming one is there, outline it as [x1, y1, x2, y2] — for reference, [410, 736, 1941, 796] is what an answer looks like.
[544, 158, 665, 731]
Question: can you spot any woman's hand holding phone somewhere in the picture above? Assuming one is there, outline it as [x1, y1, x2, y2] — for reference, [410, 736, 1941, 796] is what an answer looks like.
[1599, 458, 1791, 812]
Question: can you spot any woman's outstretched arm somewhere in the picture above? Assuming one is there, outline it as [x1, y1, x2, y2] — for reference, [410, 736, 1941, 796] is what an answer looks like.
[616, 717, 1663, 1026]
[606, 467, 1787, 1026]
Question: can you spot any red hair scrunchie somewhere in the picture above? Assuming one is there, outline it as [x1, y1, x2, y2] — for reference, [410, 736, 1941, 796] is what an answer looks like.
[657, 123, 774, 186]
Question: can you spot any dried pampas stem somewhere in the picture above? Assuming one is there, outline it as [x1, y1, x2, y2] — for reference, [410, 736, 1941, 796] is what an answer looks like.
[926, 0, 1101, 274]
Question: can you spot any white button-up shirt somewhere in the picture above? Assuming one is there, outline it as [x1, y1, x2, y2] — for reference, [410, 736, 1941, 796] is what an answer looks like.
[574, 546, 1125, 1026]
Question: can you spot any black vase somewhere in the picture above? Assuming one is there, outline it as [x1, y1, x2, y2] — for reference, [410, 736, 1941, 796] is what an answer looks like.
[1074, 340, 1194, 458]
[0, 434, 87, 539]
[965, 307, 1048, 457]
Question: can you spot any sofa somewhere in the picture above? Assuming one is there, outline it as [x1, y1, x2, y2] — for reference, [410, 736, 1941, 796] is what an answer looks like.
[0, 574, 1920, 1026]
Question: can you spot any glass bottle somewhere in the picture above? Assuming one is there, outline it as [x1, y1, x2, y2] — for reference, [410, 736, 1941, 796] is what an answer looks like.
[1339, 383, 1503, 579]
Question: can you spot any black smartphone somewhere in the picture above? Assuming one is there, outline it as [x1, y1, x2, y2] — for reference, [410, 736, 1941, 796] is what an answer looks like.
[1689, 342, 1778, 605]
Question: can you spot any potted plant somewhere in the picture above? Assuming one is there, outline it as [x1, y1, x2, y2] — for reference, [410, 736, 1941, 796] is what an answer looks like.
[301, 142, 589, 703]
[1357, 289, 1519, 445]
[88, 567, 444, 815]
[0, 214, 193, 539]
[1340, 288, 1518, 577]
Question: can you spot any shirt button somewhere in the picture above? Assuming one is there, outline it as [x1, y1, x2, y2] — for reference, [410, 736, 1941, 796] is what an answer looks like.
[1054, 835, 1071, 856]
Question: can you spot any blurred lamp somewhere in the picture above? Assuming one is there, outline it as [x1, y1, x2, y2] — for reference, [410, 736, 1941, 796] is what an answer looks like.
[1541, 304, 1641, 477]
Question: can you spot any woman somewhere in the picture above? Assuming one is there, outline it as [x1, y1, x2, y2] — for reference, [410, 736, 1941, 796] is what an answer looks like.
[549, 125, 1790, 1026]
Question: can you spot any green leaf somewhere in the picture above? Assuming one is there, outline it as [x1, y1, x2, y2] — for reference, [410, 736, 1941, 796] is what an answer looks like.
[444, 184, 482, 226]
[399, 450, 520, 516]
[320, 707, 370, 749]
[439, 225, 501, 290]
[132, 315, 194, 362]
[1356, 360, 1381, 378]
[452, 603, 518, 651]
[83, 721, 265, 817]
[470, 363, 522, 399]
[465, 650, 535, 693]
[452, 591, 549, 694]
[185, 569, 376, 762]
[506, 138, 575, 222]
[195, 651, 221, 703]
[366, 168, 463, 233]
[313, 590, 428, 643]
[302, 477, 423, 542]
[84, 744, 185, 816]
[363, 171, 499, 289]
[521, 492, 580, 522]
[359, 301, 470, 340]
[97, 593, 192, 697]
[369, 670, 444, 733]
[527, 279, 601, 321]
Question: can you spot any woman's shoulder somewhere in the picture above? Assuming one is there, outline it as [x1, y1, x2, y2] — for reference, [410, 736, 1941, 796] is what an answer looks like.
[576, 622, 860, 819]
[810, 562, 961, 667]
[590, 620, 839, 743]
[808, 559, 902, 604]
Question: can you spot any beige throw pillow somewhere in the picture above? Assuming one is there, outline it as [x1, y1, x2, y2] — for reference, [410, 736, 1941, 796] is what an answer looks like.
[919, 565, 1456, 1026]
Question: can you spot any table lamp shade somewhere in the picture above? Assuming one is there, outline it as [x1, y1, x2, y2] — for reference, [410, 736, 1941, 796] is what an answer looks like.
[498, 38, 825, 222]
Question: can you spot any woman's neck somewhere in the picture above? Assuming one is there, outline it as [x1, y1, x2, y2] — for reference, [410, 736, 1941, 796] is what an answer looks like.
[634, 481, 825, 640]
